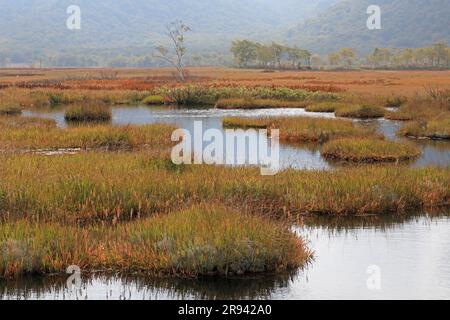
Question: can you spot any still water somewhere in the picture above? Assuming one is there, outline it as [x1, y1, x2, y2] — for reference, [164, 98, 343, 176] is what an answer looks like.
[1, 213, 450, 300]
[9, 106, 450, 300]
[23, 106, 450, 169]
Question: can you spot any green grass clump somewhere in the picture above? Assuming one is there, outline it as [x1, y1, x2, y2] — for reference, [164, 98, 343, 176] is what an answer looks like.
[64, 104, 112, 123]
[321, 138, 422, 163]
[399, 118, 450, 140]
[0, 153, 448, 222]
[166, 86, 219, 106]
[0, 207, 311, 278]
[142, 95, 165, 105]
[0, 124, 177, 151]
[216, 98, 307, 109]
[223, 117, 376, 143]
[335, 105, 385, 119]
[305, 102, 347, 113]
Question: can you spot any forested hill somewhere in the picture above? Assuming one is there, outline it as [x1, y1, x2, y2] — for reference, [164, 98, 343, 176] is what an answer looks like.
[286, 0, 450, 54]
[0, 0, 336, 54]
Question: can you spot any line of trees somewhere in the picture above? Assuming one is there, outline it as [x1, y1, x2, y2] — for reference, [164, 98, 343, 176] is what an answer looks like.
[366, 43, 450, 69]
[231, 40, 312, 69]
[231, 40, 450, 70]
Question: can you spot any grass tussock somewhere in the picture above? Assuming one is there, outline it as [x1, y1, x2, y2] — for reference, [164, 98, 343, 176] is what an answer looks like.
[64, 104, 112, 123]
[0, 207, 311, 278]
[0, 153, 448, 223]
[305, 102, 347, 113]
[335, 104, 385, 119]
[0, 124, 176, 151]
[321, 138, 422, 163]
[223, 117, 376, 143]
[216, 98, 307, 109]
[399, 118, 450, 140]
[142, 95, 165, 105]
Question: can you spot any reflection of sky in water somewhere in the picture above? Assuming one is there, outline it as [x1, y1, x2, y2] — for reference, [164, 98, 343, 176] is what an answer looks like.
[23, 106, 450, 170]
[2, 214, 450, 300]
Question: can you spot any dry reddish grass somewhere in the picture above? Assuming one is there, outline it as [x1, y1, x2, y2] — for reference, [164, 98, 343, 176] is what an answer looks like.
[2, 68, 449, 98]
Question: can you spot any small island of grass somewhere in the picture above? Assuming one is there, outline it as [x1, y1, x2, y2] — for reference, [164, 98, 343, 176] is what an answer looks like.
[0, 207, 311, 278]
[335, 104, 385, 119]
[64, 104, 112, 123]
[399, 118, 450, 140]
[321, 137, 422, 163]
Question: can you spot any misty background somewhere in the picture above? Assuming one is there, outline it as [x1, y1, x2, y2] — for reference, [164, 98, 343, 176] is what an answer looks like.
[0, 0, 449, 67]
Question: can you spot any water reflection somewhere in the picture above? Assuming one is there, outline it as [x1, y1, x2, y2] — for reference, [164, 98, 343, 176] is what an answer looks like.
[2, 210, 449, 300]
[0, 273, 296, 300]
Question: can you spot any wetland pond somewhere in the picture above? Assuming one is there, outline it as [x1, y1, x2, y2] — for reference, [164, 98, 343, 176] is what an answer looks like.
[4, 106, 449, 300]
[23, 106, 450, 169]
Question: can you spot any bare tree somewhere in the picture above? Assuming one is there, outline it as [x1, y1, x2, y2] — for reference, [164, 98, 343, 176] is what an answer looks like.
[154, 20, 190, 81]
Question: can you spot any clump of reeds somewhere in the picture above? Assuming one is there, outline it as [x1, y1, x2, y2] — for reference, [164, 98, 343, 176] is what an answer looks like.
[223, 117, 376, 143]
[0, 207, 311, 278]
[64, 104, 112, 123]
[142, 95, 165, 105]
[335, 104, 385, 119]
[321, 137, 422, 163]
[305, 102, 347, 113]
[216, 98, 307, 109]
[399, 118, 450, 140]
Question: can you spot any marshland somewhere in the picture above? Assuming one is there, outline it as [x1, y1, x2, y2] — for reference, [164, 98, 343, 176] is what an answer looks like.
[0, 68, 449, 299]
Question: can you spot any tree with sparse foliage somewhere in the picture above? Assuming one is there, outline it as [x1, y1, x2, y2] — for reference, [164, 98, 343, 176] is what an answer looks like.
[154, 20, 190, 81]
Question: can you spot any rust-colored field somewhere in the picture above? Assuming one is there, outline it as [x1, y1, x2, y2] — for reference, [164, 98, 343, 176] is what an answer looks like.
[1, 67, 449, 98]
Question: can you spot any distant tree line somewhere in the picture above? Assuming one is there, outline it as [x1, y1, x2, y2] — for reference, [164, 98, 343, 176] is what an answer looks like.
[230, 40, 312, 69]
[231, 40, 450, 70]
[365, 43, 450, 69]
